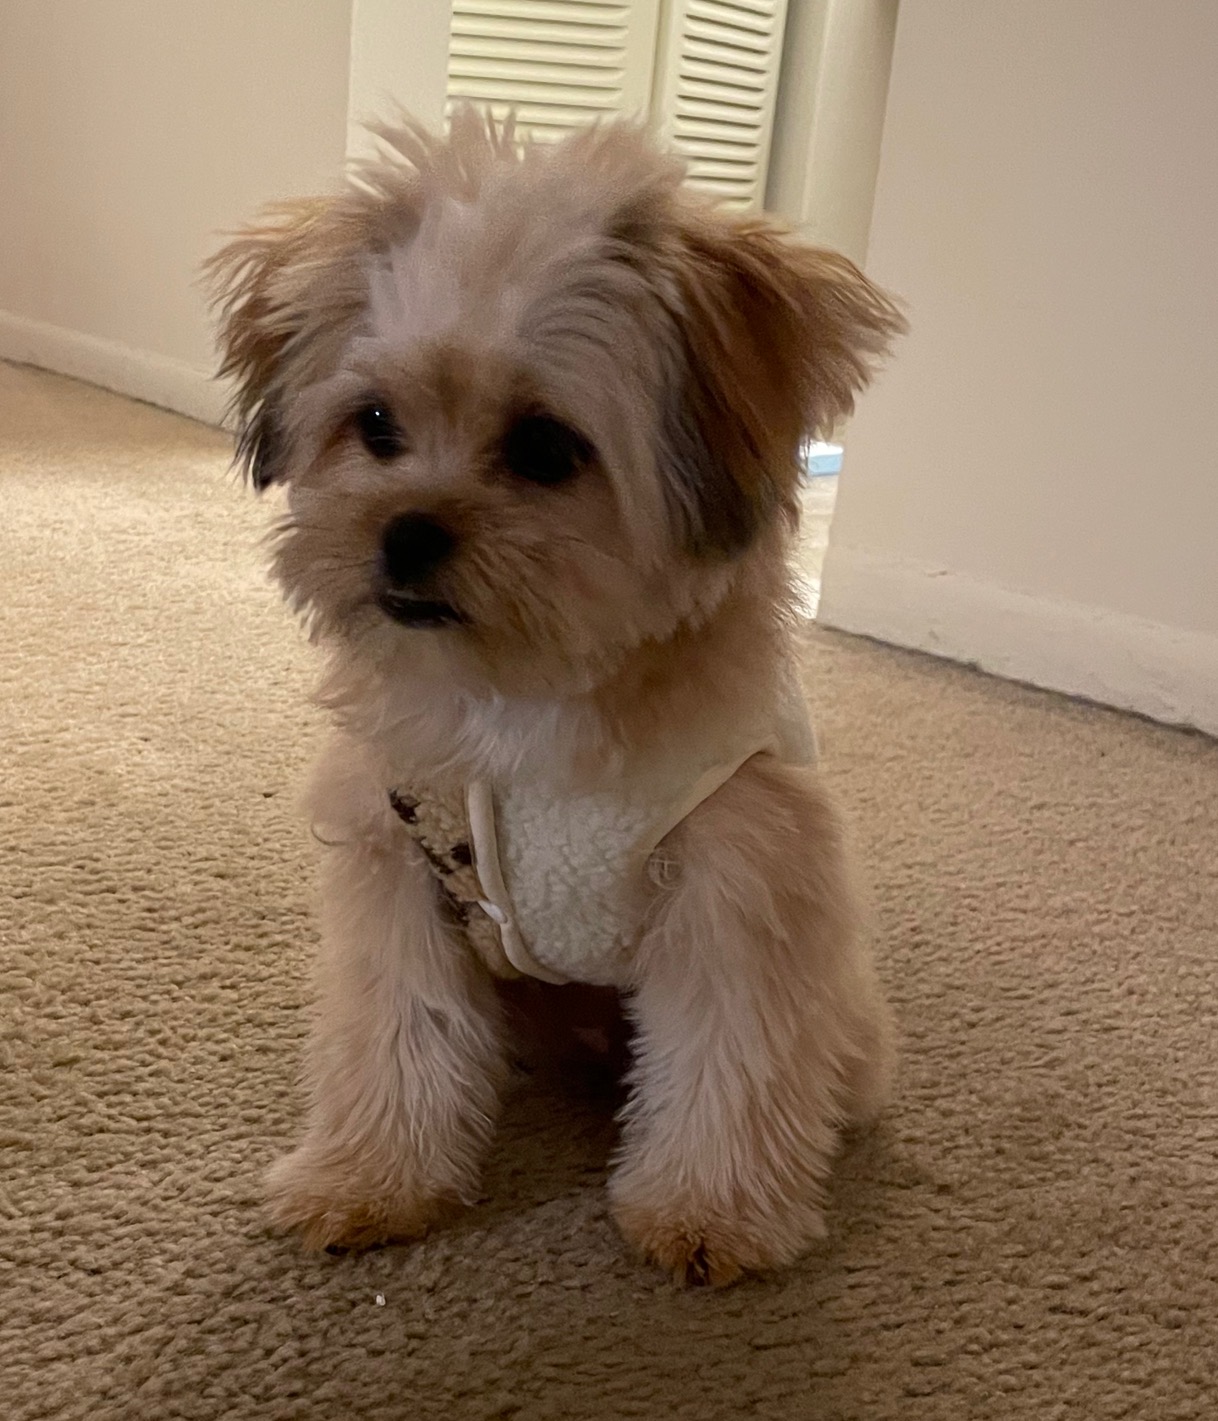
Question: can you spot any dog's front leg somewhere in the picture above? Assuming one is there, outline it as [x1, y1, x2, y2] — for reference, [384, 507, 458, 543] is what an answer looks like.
[610, 757, 893, 1286]
[266, 753, 507, 1250]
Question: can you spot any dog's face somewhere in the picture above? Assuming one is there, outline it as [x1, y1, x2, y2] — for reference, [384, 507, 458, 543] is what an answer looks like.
[208, 112, 903, 693]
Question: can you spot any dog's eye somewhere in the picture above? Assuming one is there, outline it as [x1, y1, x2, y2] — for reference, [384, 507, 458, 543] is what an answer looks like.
[502, 415, 592, 487]
[353, 403, 406, 461]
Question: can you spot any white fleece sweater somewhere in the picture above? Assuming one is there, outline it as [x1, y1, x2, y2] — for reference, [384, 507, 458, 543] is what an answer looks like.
[389, 674, 817, 988]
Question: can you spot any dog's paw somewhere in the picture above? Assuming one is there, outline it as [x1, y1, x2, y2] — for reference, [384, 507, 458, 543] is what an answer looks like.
[611, 1196, 811, 1288]
[264, 1147, 457, 1252]
[612, 1208, 744, 1287]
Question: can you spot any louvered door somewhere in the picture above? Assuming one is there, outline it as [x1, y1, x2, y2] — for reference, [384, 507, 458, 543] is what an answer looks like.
[447, 1, 663, 143]
[652, 0, 789, 208]
[446, 0, 789, 210]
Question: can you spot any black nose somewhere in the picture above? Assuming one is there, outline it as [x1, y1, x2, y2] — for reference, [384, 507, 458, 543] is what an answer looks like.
[380, 513, 456, 588]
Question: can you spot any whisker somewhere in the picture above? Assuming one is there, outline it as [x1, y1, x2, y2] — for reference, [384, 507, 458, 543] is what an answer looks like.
[293, 557, 371, 573]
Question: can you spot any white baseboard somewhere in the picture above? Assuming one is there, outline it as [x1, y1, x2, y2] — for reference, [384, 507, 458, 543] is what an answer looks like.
[819, 545, 1218, 737]
[0, 310, 227, 427]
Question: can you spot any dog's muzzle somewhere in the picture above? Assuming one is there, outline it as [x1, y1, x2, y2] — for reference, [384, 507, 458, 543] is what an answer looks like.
[377, 513, 462, 627]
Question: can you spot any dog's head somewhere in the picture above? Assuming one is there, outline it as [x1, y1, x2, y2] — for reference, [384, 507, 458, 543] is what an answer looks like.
[207, 111, 903, 691]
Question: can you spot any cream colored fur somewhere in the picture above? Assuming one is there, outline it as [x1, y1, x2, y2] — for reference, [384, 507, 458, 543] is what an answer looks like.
[207, 110, 904, 1285]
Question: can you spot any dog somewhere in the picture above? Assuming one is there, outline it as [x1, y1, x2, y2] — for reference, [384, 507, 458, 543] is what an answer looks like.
[207, 110, 904, 1286]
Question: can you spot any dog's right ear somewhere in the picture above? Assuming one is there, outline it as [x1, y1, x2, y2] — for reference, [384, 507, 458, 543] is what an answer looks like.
[655, 211, 906, 558]
[205, 197, 360, 490]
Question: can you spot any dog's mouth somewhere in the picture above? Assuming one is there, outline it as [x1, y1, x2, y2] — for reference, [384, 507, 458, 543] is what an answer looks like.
[376, 591, 465, 629]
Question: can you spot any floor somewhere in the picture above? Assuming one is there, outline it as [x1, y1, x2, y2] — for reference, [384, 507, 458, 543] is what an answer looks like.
[3, 362, 1217, 1421]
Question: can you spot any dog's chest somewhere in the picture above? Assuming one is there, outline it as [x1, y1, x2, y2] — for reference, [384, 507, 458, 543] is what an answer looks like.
[389, 777, 660, 987]
[389, 663, 817, 986]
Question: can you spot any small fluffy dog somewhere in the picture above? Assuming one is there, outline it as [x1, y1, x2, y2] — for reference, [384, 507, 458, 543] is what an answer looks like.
[207, 111, 904, 1286]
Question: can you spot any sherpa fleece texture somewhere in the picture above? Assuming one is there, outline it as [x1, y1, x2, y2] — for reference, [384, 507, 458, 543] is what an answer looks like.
[391, 680, 817, 986]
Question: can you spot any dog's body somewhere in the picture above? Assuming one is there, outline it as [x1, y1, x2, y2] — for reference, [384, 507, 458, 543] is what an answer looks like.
[209, 112, 903, 1286]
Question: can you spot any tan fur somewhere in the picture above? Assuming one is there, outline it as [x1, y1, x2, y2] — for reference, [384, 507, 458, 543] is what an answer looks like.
[613, 758, 894, 1285]
[207, 111, 904, 1284]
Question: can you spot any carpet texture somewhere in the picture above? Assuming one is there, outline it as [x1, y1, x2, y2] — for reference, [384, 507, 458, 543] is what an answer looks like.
[2, 360, 1216, 1420]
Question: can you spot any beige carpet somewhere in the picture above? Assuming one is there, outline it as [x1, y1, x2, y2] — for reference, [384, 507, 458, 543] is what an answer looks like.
[2, 360, 1216, 1420]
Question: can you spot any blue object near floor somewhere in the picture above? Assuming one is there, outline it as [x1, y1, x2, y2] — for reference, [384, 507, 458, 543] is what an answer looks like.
[803, 441, 843, 477]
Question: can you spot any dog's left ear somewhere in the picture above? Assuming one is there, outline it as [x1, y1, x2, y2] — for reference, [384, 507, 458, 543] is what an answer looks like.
[205, 197, 375, 490]
[658, 210, 906, 557]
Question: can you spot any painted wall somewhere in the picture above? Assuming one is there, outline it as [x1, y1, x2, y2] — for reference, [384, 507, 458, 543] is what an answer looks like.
[347, 0, 452, 160]
[766, 0, 897, 265]
[820, 0, 1218, 735]
[0, 0, 450, 424]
